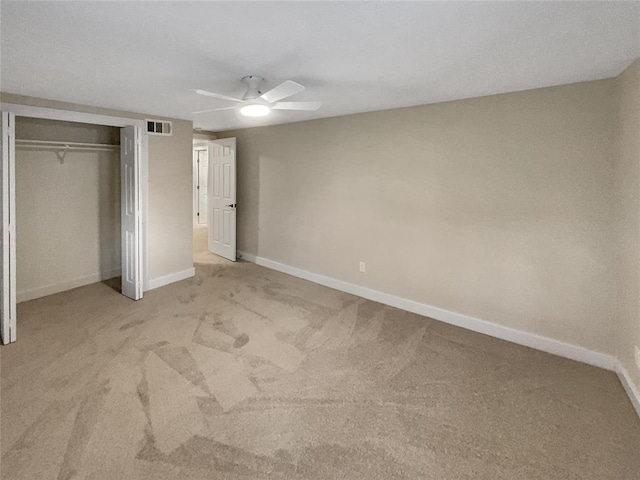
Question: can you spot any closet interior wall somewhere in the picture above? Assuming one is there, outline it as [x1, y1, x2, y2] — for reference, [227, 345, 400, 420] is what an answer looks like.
[15, 117, 121, 302]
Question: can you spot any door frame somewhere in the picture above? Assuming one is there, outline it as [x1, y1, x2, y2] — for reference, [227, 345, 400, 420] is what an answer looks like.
[0, 102, 150, 294]
[193, 141, 208, 226]
[1, 112, 16, 344]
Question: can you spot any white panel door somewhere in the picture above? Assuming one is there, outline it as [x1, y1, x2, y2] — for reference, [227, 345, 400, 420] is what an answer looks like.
[1, 111, 16, 344]
[197, 150, 208, 224]
[208, 138, 236, 261]
[121, 126, 143, 300]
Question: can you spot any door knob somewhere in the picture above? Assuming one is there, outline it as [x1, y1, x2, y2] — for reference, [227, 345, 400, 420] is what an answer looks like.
[226, 204, 237, 208]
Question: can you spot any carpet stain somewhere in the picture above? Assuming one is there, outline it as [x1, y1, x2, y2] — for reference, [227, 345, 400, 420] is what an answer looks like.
[120, 319, 145, 331]
[234, 333, 250, 348]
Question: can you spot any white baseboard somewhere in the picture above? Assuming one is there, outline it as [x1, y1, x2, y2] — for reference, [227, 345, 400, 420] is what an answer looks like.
[238, 251, 257, 262]
[615, 359, 640, 419]
[147, 267, 195, 291]
[238, 251, 615, 370]
[17, 268, 121, 303]
[239, 251, 640, 417]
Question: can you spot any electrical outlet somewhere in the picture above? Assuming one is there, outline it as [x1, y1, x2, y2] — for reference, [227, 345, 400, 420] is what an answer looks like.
[359, 261, 366, 273]
[635, 345, 640, 371]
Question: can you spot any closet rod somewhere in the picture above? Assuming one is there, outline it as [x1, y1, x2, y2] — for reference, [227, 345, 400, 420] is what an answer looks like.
[15, 139, 119, 149]
[16, 145, 117, 152]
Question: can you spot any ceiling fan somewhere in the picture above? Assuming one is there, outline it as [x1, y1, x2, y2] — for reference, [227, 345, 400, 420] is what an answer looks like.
[192, 75, 321, 117]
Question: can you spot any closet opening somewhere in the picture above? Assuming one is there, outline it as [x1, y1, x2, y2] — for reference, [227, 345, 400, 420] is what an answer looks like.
[15, 117, 122, 302]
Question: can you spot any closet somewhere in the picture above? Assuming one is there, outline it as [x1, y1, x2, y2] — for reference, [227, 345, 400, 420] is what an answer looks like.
[2, 107, 144, 344]
[14, 117, 121, 302]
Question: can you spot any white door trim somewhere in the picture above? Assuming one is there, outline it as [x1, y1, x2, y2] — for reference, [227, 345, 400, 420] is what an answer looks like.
[193, 147, 207, 226]
[193, 148, 199, 225]
[121, 126, 143, 300]
[1, 111, 16, 344]
[0, 102, 150, 292]
[0, 103, 144, 129]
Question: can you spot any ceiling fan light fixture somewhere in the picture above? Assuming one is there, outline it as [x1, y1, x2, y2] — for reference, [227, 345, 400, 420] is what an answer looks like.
[240, 103, 271, 117]
[193, 77, 321, 117]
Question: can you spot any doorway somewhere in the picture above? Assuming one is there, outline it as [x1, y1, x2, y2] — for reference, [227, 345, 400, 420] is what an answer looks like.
[14, 117, 122, 302]
[192, 140, 211, 264]
[194, 147, 208, 225]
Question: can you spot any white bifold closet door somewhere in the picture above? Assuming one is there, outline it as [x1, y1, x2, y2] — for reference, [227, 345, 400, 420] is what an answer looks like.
[208, 138, 236, 261]
[1, 111, 17, 344]
[121, 126, 143, 300]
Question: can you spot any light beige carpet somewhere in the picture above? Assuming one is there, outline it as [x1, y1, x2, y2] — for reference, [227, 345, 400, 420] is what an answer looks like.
[1, 256, 639, 479]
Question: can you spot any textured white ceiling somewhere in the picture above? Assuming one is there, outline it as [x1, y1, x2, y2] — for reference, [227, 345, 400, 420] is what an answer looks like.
[2, 1, 639, 131]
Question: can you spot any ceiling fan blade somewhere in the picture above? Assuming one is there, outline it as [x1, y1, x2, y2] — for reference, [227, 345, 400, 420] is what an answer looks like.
[192, 106, 237, 114]
[260, 80, 305, 103]
[193, 89, 244, 103]
[272, 101, 322, 111]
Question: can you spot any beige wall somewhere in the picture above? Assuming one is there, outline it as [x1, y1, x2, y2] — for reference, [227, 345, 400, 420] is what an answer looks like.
[15, 118, 121, 300]
[1, 93, 194, 285]
[193, 131, 217, 142]
[219, 78, 618, 355]
[147, 119, 193, 280]
[614, 58, 640, 394]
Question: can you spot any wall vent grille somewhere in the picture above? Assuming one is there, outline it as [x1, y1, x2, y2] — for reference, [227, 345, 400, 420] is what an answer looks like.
[146, 119, 172, 136]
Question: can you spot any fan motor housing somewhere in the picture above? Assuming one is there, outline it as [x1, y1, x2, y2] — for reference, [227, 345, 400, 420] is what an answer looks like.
[241, 75, 265, 100]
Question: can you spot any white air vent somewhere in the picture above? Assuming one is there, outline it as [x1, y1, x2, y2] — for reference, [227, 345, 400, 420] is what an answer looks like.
[146, 119, 172, 136]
